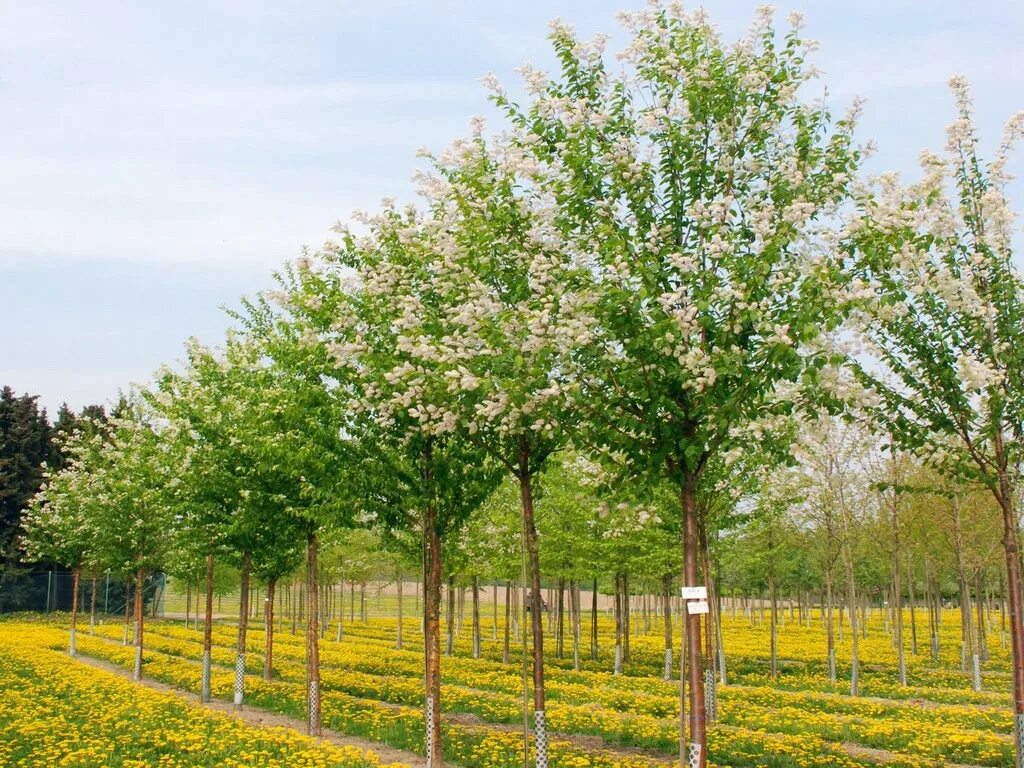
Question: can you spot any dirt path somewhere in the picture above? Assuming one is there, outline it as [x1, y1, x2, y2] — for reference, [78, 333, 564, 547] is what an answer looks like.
[72, 653, 427, 768]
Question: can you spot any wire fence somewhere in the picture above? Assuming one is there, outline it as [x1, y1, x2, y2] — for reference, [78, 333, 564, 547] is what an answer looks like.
[0, 570, 166, 617]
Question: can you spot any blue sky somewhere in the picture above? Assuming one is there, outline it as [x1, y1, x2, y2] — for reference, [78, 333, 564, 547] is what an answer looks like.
[3, 1, 1022, 414]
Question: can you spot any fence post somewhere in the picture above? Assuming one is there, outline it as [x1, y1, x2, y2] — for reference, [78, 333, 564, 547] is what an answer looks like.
[45, 571, 52, 613]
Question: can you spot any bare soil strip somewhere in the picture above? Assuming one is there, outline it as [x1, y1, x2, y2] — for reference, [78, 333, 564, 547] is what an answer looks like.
[71, 652, 427, 768]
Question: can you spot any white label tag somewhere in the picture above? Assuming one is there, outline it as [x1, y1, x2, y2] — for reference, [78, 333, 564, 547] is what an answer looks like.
[688, 600, 710, 615]
[681, 586, 708, 600]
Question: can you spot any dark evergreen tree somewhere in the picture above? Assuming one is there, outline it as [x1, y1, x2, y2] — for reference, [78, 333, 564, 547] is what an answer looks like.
[0, 386, 51, 567]
[49, 402, 108, 470]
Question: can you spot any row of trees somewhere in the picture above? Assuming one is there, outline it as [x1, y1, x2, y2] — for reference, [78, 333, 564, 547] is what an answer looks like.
[21, 5, 1024, 767]
[0, 387, 110, 610]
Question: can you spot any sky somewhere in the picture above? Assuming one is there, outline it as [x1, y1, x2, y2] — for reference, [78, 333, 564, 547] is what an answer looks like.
[3, 0, 1023, 414]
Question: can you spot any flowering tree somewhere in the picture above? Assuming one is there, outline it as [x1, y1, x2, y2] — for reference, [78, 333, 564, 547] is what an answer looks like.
[154, 334, 311, 708]
[397, 127, 595, 765]
[845, 79, 1024, 760]
[229, 279, 373, 737]
[153, 340, 246, 704]
[320, 213, 502, 766]
[86, 400, 177, 681]
[487, 7, 862, 762]
[22, 425, 105, 656]
[792, 416, 871, 687]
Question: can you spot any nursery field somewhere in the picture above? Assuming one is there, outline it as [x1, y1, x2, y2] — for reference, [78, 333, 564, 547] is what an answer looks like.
[1, 606, 1015, 768]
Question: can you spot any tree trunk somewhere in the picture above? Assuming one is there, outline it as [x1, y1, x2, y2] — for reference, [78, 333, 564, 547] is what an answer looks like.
[397, 572, 404, 650]
[591, 578, 599, 661]
[306, 531, 322, 736]
[977, 571, 989, 662]
[69, 566, 80, 656]
[234, 551, 250, 709]
[613, 572, 623, 675]
[133, 567, 145, 681]
[995, 463, 1024, 767]
[891, 504, 907, 686]
[503, 580, 511, 664]
[472, 575, 481, 659]
[663, 573, 673, 680]
[556, 577, 565, 659]
[290, 581, 296, 635]
[825, 566, 836, 683]
[458, 586, 465, 635]
[623, 572, 631, 663]
[336, 577, 345, 642]
[908, 571, 918, 656]
[89, 573, 97, 635]
[681, 469, 706, 767]
[517, 438, 547, 768]
[123, 579, 131, 645]
[768, 527, 778, 681]
[843, 541, 860, 696]
[571, 580, 581, 671]
[445, 575, 455, 656]
[264, 578, 276, 681]
[424, 503, 443, 768]
[201, 553, 214, 701]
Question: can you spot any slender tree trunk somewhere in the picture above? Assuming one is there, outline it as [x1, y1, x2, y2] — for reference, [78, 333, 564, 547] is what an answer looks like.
[458, 586, 465, 635]
[591, 578, 599, 661]
[89, 573, 97, 635]
[69, 566, 80, 656]
[1002, 571, 1009, 649]
[517, 438, 547, 768]
[133, 566, 145, 681]
[571, 580, 581, 671]
[424, 503, 443, 768]
[306, 530, 322, 737]
[643, 584, 650, 634]
[234, 551, 250, 709]
[909, 571, 919, 656]
[663, 573, 673, 680]
[681, 469, 706, 767]
[123, 579, 131, 645]
[891, 504, 907, 686]
[825, 566, 836, 683]
[613, 572, 623, 675]
[842, 536, 860, 696]
[994, 461, 1024, 768]
[493, 583, 498, 641]
[714, 568, 726, 687]
[290, 581, 297, 635]
[397, 573, 404, 650]
[264, 578, 276, 681]
[768, 528, 778, 681]
[503, 580, 511, 664]
[556, 577, 565, 659]
[472, 575, 481, 659]
[445, 575, 455, 656]
[200, 553, 214, 701]
[623, 572, 631, 663]
[977, 571, 989, 662]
